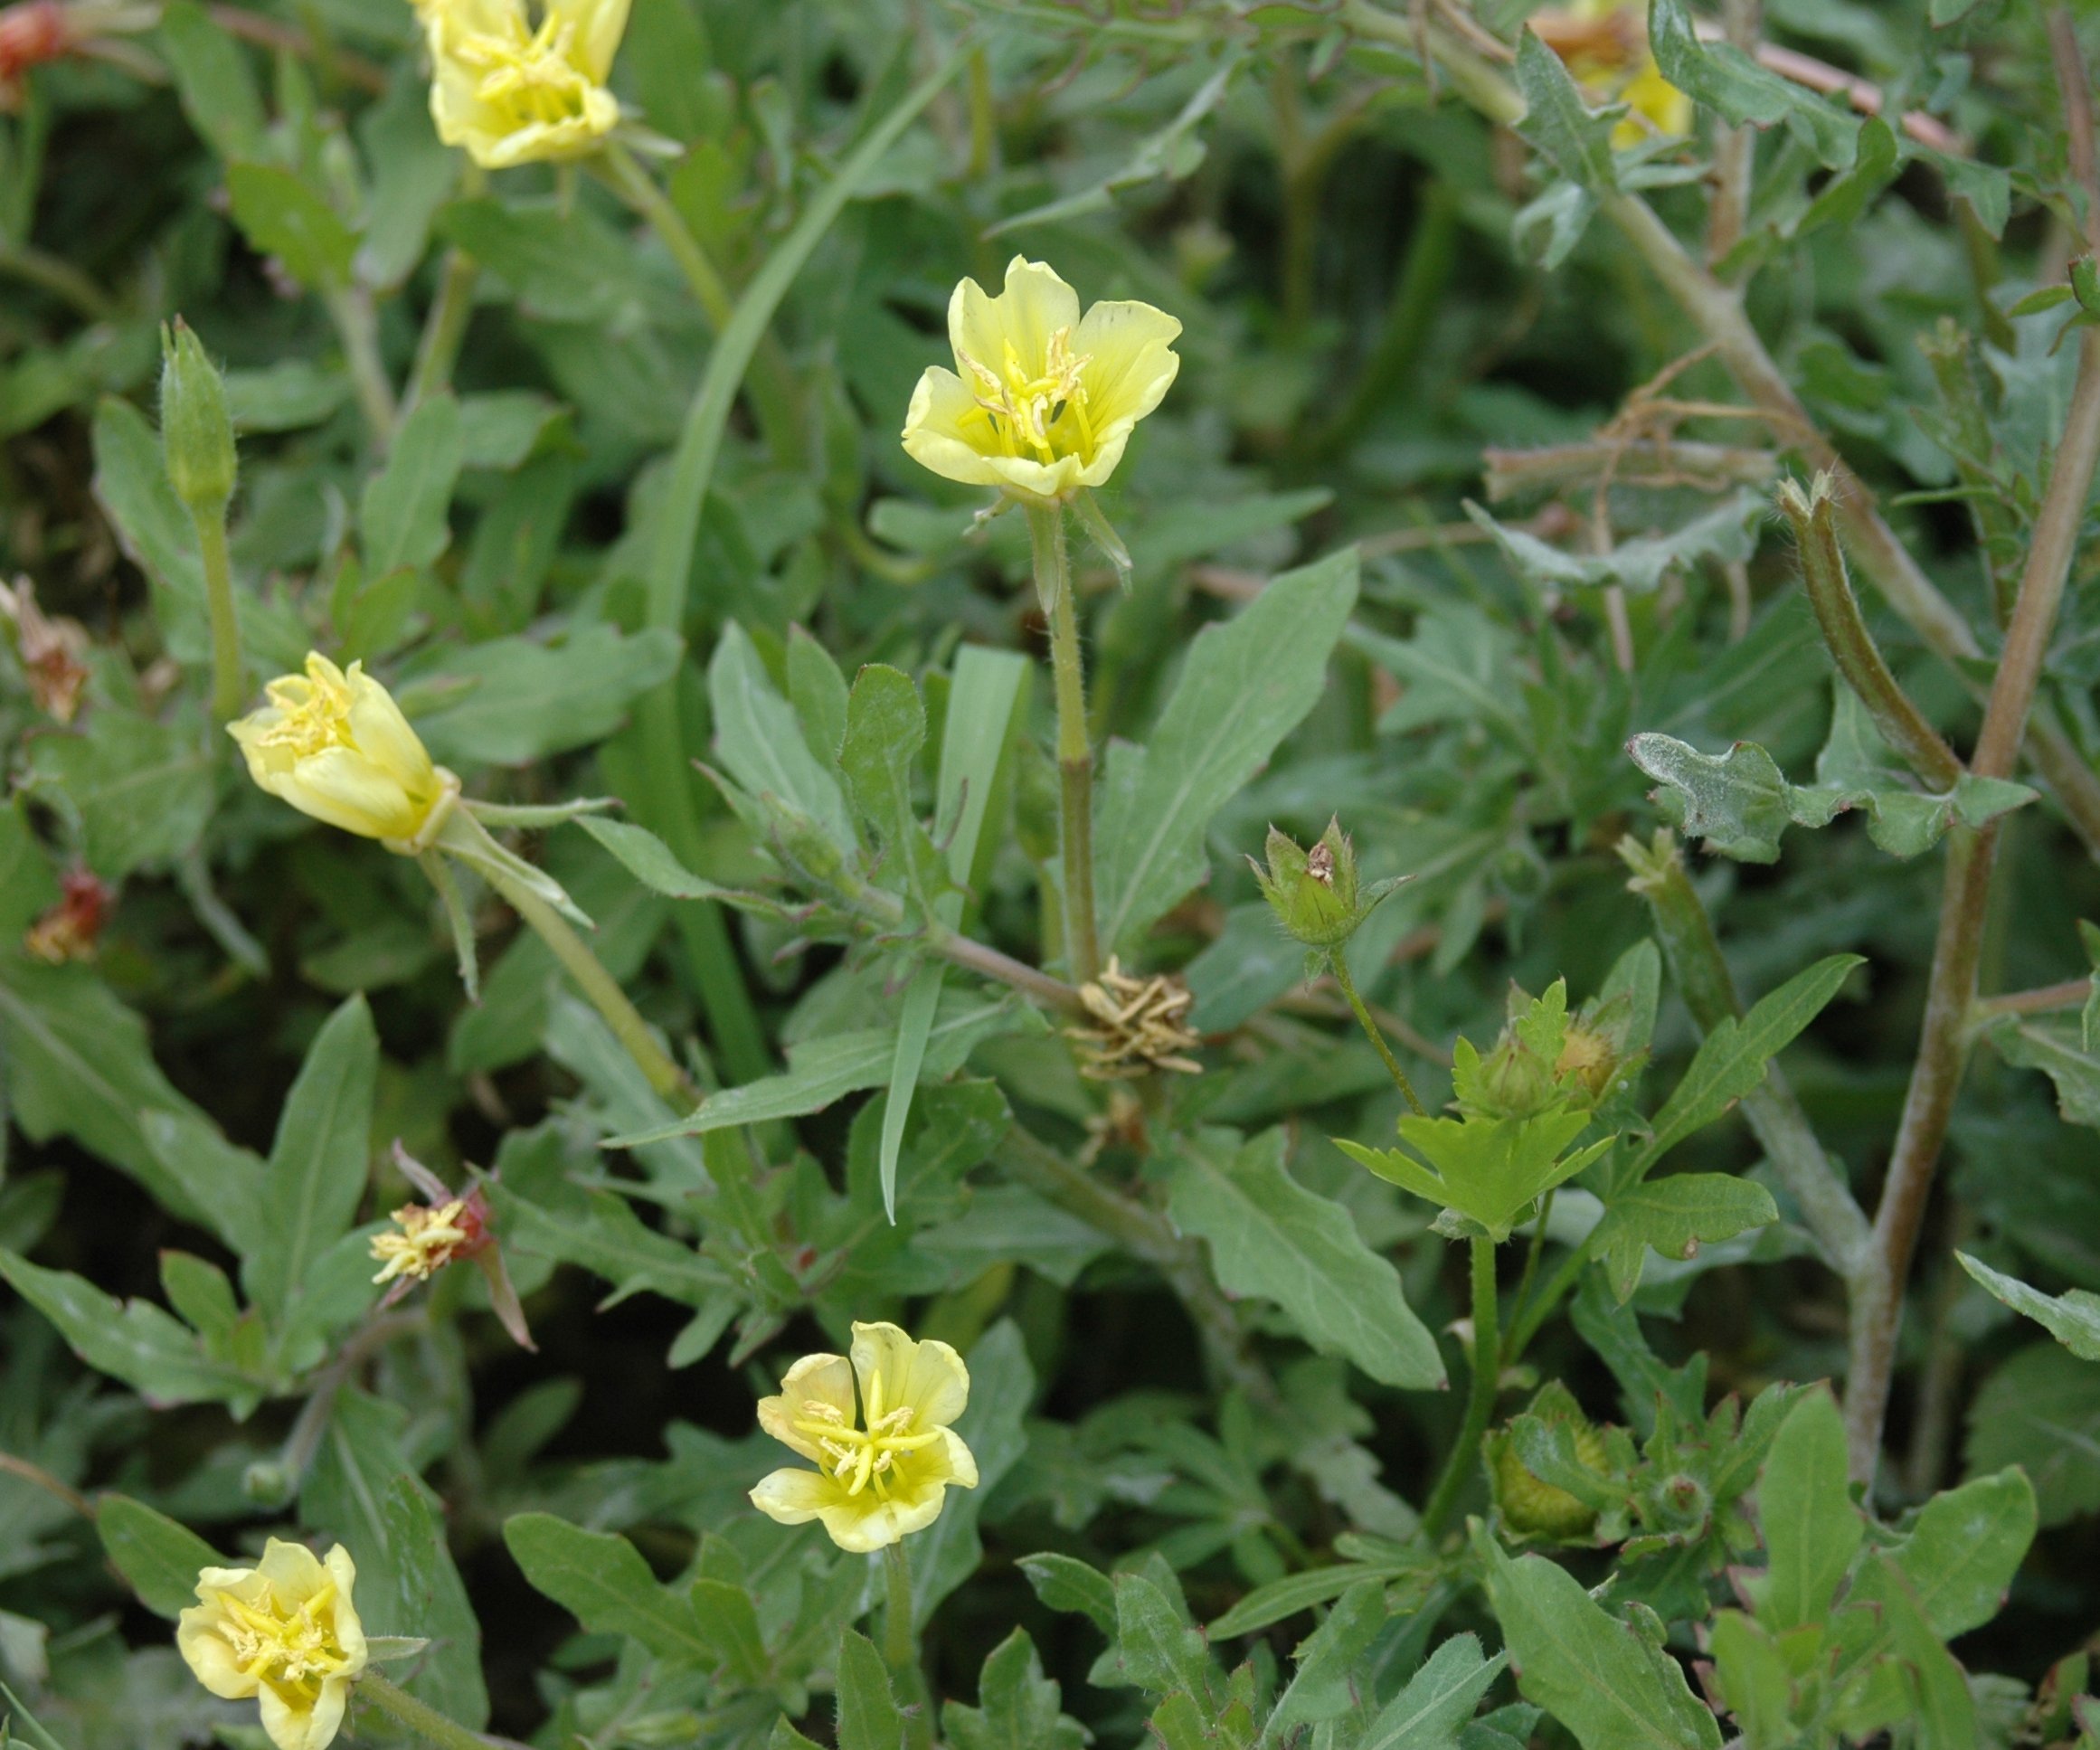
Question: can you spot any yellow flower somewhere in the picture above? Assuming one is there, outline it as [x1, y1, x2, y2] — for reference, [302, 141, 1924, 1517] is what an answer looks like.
[1614, 56, 1692, 144]
[423, 0, 629, 170]
[750, 1321, 979, 1553]
[176, 1539, 367, 1750]
[229, 653, 457, 848]
[903, 256, 1181, 506]
[370, 1197, 478, 1287]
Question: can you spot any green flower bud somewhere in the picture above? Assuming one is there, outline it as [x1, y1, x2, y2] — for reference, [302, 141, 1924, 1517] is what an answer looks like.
[159, 318, 238, 512]
[1488, 1386, 1613, 1542]
[1249, 817, 1400, 952]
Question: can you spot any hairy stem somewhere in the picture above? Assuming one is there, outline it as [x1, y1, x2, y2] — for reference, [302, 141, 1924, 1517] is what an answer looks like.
[359, 1673, 502, 1750]
[479, 860, 696, 1107]
[882, 1541, 931, 1747]
[1621, 833, 1872, 1274]
[1331, 952, 1427, 1115]
[1847, 320, 2100, 1483]
[1777, 478, 1963, 790]
[405, 247, 480, 416]
[1421, 1235, 1499, 1537]
[1033, 506, 1101, 983]
[190, 506, 244, 721]
[326, 286, 399, 447]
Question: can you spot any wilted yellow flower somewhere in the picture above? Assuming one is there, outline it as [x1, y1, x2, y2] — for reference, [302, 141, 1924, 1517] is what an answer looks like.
[903, 256, 1181, 506]
[750, 1321, 979, 1553]
[176, 1539, 367, 1750]
[424, 0, 629, 170]
[370, 1197, 478, 1288]
[229, 653, 457, 849]
[1532, 0, 1691, 147]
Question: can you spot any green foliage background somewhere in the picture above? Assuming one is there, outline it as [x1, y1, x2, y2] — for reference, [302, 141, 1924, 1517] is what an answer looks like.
[5, 0, 2100, 1745]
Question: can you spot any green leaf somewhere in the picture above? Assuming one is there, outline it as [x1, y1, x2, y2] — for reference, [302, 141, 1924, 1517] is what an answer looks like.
[1112, 1571, 1213, 1700]
[1888, 1466, 2036, 1639]
[97, 1496, 223, 1619]
[572, 817, 754, 904]
[1018, 1552, 1117, 1632]
[377, 1476, 489, 1727]
[1648, 0, 1857, 167]
[1987, 1014, 2100, 1129]
[839, 663, 927, 850]
[21, 709, 213, 877]
[504, 1512, 717, 1669]
[1361, 1633, 1509, 1750]
[225, 163, 358, 291]
[1168, 1128, 1445, 1388]
[1268, 1579, 1389, 1736]
[361, 391, 462, 577]
[1593, 1173, 1779, 1302]
[1957, 1252, 2100, 1359]
[688, 1576, 767, 1686]
[602, 994, 1032, 1143]
[248, 995, 377, 1333]
[0, 962, 215, 1214]
[1628, 954, 1861, 1177]
[156, 2, 266, 161]
[1706, 1613, 1791, 1746]
[1475, 1526, 1721, 1749]
[433, 196, 649, 324]
[1468, 491, 1764, 596]
[1339, 1110, 1611, 1242]
[787, 623, 851, 771]
[487, 1174, 733, 1311]
[1513, 27, 1620, 194]
[1846, 1557, 1978, 1749]
[944, 1629, 1087, 1750]
[1207, 1563, 1395, 1639]
[708, 622, 856, 854]
[0, 1248, 257, 1406]
[1965, 1342, 2100, 1526]
[834, 1627, 904, 1750]
[1093, 547, 1358, 954]
[409, 624, 684, 765]
[1752, 1387, 1859, 1632]
[1628, 731, 2031, 864]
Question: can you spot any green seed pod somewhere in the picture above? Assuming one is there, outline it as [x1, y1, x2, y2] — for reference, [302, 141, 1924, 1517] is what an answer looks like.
[159, 318, 238, 512]
[1249, 817, 1400, 952]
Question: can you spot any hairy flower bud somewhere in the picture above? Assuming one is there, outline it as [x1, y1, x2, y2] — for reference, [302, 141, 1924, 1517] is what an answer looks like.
[159, 318, 237, 513]
[1249, 817, 1400, 954]
[1489, 1386, 1613, 1542]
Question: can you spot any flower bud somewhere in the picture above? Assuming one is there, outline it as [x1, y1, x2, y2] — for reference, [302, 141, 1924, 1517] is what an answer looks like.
[1489, 1386, 1613, 1542]
[1249, 818, 1399, 953]
[159, 319, 238, 513]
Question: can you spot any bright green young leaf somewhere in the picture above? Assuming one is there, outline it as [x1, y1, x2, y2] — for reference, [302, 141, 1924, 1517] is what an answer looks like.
[1338, 1109, 1611, 1242]
[1168, 1128, 1444, 1388]
[1957, 1252, 2100, 1359]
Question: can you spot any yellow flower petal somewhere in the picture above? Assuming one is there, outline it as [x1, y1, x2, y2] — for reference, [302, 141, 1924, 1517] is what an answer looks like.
[1072, 300, 1183, 442]
[545, 0, 629, 84]
[756, 1351, 856, 1463]
[948, 257, 1083, 388]
[425, 0, 626, 169]
[849, 1321, 970, 1430]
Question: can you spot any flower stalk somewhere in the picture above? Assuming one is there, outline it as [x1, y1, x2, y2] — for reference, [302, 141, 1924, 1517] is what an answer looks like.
[1032, 505, 1102, 984]
[1420, 1234, 1499, 1537]
[358, 1672, 500, 1750]
[1331, 951, 1426, 1116]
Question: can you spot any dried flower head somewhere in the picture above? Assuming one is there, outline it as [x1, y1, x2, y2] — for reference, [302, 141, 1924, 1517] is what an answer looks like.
[0, 576, 90, 724]
[24, 869, 112, 964]
[368, 1144, 534, 1349]
[1065, 955, 1202, 1080]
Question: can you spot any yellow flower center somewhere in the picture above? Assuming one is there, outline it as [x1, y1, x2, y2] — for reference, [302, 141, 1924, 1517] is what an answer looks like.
[251, 663, 359, 762]
[454, 11, 594, 129]
[790, 1368, 945, 1500]
[207, 1582, 354, 1701]
[370, 1199, 471, 1287]
[960, 327, 1096, 463]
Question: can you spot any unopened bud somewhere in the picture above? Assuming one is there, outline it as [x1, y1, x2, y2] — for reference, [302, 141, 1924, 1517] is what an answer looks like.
[1489, 1386, 1613, 1542]
[1249, 817, 1399, 953]
[159, 318, 237, 512]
